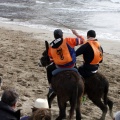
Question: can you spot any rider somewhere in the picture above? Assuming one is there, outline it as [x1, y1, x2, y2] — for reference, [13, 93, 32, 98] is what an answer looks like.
[47, 29, 85, 97]
[72, 29, 103, 78]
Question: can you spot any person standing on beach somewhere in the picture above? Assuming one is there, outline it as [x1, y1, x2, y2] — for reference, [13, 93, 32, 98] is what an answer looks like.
[72, 29, 103, 78]
[21, 98, 50, 120]
[0, 88, 20, 120]
[46, 29, 85, 97]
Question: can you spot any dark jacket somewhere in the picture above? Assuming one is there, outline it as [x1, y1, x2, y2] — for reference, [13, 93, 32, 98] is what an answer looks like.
[76, 41, 103, 64]
[76, 40, 103, 71]
[0, 101, 20, 120]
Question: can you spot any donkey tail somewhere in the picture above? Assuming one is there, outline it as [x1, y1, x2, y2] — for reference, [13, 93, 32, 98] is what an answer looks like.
[69, 85, 78, 119]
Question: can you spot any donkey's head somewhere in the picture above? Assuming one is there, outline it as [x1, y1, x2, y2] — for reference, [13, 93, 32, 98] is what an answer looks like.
[39, 50, 51, 67]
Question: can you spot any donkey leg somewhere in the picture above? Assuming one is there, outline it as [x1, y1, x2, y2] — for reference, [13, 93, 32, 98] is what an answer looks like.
[91, 98, 107, 120]
[47, 92, 56, 108]
[68, 100, 75, 120]
[68, 92, 78, 120]
[107, 98, 114, 118]
[75, 98, 82, 120]
[56, 97, 66, 120]
[68, 97, 82, 120]
[102, 80, 114, 119]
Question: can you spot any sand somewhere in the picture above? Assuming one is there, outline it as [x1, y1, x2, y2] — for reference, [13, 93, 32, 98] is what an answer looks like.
[0, 23, 120, 120]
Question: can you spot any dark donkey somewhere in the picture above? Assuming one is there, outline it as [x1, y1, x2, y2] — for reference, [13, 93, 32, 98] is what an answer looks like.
[51, 69, 84, 120]
[39, 42, 84, 120]
[39, 47, 113, 120]
[83, 72, 113, 120]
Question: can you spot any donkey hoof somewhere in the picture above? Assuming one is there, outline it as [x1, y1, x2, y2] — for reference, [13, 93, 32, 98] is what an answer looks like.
[56, 116, 66, 120]
[100, 117, 105, 120]
[55, 116, 61, 120]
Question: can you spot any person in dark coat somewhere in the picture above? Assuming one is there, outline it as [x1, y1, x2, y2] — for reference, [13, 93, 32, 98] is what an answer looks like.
[0, 88, 20, 120]
[72, 29, 103, 78]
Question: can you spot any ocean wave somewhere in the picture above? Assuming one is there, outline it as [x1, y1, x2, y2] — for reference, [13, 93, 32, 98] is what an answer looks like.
[49, 7, 120, 12]
[0, 17, 83, 34]
[35, 0, 61, 5]
[0, 18, 119, 42]
[0, 17, 10, 21]
[35, 1, 45, 4]
[110, 0, 120, 3]
[0, 3, 27, 8]
[0, 0, 120, 42]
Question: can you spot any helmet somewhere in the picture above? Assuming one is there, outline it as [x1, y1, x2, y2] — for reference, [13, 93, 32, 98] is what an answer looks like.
[54, 29, 63, 39]
[87, 30, 96, 38]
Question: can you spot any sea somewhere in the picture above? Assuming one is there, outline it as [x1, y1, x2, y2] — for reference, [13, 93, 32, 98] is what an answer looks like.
[0, 0, 120, 41]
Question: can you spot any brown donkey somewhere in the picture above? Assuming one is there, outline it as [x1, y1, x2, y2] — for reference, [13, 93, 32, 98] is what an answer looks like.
[51, 70, 84, 120]
[84, 72, 113, 120]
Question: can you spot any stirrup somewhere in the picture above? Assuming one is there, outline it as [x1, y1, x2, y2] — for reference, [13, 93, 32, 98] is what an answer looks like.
[47, 88, 54, 98]
[47, 88, 55, 108]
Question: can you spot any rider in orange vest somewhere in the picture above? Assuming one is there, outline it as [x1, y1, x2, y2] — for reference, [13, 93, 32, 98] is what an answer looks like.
[72, 30, 103, 78]
[47, 29, 85, 97]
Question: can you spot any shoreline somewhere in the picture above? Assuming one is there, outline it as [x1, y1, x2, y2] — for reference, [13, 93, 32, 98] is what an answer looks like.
[0, 22, 120, 56]
[0, 22, 120, 119]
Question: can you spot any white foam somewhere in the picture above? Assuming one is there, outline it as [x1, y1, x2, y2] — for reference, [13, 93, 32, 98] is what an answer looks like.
[1, 19, 119, 42]
[35, 1, 45, 4]
[49, 6, 120, 12]
[0, 3, 27, 8]
[0, 17, 11, 22]
[110, 0, 120, 3]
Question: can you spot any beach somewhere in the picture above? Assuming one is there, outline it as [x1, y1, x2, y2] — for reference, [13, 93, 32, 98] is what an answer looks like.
[0, 23, 120, 120]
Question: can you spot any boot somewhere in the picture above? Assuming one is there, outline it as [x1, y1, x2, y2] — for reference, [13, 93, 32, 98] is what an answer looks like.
[47, 87, 56, 108]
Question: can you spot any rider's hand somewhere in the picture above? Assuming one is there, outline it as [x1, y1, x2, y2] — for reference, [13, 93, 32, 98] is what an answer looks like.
[71, 29, 78, 35]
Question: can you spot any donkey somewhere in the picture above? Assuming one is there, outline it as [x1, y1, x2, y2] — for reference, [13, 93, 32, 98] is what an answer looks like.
[39, 48, 84, 119]
[83, 72, 113, 120]
[51, 70, 84, 120]
[39, 50, 113, 120]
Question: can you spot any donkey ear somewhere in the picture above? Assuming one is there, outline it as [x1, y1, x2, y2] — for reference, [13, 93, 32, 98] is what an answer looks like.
[42, 50, 47, 56]
[45, 41, 49, 54]
[45, 41, 51, 64]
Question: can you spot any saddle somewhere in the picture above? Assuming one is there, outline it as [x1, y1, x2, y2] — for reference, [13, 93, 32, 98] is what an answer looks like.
[52, 67, 79, 76]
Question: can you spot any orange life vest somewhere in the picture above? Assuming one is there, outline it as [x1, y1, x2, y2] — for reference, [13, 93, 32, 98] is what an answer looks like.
[87, 40, 103, 64]
[49, 39, 72, 65]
